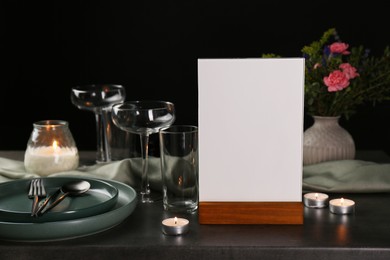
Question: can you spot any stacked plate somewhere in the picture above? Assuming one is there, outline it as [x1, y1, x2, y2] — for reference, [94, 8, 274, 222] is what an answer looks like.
[0, 176, 137, 242]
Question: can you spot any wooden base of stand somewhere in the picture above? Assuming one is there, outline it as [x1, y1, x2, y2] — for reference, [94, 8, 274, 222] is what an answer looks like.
[198, 201, 304, 224]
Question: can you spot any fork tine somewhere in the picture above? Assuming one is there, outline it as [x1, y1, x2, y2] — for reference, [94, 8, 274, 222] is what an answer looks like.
[37, 179, 41, 195]
[35, 179, 38, 195]
[28, 179, 35, 197]
[40, 179, 46, 196]
[31, 179, 38, 216]
[33, 179, 37, 196]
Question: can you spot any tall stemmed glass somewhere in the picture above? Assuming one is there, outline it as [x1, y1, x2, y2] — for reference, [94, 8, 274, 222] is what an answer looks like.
[112, 100, 175, 203]
[71, 84, 126, 163]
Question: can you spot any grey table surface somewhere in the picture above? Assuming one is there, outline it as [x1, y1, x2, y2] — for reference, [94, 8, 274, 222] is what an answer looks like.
[1, 150, 390, 260]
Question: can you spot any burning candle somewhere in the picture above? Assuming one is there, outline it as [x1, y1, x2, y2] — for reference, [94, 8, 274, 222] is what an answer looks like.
[303, 192, 329, 208]
[161, 217, 189, 235]
[24, 120, 79, 176]
[329, 198, 355, 215]
[24, 140, 79, 176]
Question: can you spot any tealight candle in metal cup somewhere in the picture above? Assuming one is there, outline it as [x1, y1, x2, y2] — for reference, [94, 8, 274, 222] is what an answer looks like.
[303, 192, 329, 208]
[161, 217, 189, 235]
[329, 198, 355, 215]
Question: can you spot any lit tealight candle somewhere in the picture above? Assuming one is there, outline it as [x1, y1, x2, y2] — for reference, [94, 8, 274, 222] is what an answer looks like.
[24, 140, 79, 176]
[329, 198, 355, 215]
[162, 217, 189, 235]
[303, 192, 329, 208]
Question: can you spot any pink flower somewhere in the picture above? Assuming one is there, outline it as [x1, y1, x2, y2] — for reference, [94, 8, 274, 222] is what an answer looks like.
[323, 70, 350, 92]
[339, 63, 359, 79]
[329, 42, 350, 55]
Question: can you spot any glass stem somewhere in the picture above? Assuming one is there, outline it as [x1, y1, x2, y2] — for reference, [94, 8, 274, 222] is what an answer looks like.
[95, 109, 112, 163]
[140, 133, 152, 203]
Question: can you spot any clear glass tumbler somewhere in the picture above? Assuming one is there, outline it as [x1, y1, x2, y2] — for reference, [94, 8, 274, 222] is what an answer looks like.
[159, 125, 198, 213]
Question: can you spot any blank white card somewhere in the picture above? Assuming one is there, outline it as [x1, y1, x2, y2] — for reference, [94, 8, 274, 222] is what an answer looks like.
[198, 58, 305, 202]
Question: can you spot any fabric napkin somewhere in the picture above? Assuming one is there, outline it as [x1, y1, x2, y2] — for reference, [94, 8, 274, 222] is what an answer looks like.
[2, 156, 390, 193]
[303, 159, 390, 193]
[0, 157, 163, 191]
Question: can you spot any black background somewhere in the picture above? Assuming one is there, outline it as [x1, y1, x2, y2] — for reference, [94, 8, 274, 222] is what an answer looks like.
[2, 1, 390, 153]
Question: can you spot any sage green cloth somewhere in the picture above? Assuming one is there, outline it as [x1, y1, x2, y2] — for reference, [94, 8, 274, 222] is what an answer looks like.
[0, 157, 163, 191]
[303, 160, 390, 193]
[2, 157, 390, 193]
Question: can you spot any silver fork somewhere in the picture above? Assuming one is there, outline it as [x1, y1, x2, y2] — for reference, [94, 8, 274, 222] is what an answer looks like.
[28, 179, 46, 216]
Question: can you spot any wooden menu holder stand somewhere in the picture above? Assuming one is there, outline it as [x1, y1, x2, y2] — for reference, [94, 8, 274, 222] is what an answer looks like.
[199, 201, 303, 224]
[197, 58, 305, 225]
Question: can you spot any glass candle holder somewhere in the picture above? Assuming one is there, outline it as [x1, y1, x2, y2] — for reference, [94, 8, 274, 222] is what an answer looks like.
[24, 120, 79, 176]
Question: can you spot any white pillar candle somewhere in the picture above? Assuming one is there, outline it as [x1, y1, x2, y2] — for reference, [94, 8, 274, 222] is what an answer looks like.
[303, 192, 329, 208]
[162, 217, 189, 235]
[24, 142, 79, 176]
[329, 198, 355, 215]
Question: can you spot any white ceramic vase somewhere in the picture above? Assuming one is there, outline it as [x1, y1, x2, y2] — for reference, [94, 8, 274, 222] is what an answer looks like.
[303, 116, 355, 165]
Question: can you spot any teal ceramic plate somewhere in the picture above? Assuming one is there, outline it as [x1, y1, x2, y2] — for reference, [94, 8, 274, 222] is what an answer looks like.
[0, 177, 119, 223]
[0, 178, 137, 242]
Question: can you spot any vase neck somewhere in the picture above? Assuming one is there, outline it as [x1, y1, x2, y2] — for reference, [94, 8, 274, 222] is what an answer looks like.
[312, 116, 341, 127]
[312, 116, 341, 120]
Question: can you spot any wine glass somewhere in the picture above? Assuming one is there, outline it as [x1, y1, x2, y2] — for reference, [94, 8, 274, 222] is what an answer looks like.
[71, 84, 126, 163]
[111, 100, 175, 203]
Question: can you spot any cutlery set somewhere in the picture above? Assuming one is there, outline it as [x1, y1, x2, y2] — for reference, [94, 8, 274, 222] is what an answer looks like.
[0, 176, 132, 241]
[28, 178, 90, 217]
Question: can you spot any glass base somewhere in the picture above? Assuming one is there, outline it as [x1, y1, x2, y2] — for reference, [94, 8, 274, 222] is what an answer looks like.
[139, 191, 162, 203]
[163, 201, 198, 214]
[141, 196, 154, 203]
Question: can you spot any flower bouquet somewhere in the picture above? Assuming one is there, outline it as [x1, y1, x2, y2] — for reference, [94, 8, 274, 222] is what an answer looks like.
[264, 28, 390, 119]
[302, 28, 390, 118]
[263, 28, 390, 164]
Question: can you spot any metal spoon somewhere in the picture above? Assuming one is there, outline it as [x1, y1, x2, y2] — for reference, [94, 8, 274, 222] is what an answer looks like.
[35, 180, 91, 216]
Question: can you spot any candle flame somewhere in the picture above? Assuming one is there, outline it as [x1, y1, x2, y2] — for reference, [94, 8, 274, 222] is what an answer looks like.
[315, 193, 318, 199]
[174, 217, 178, 225]
[52, 140, 59, 153]
[340, 198, 344, 205]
